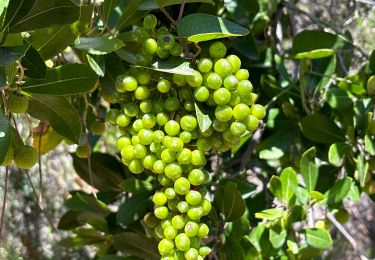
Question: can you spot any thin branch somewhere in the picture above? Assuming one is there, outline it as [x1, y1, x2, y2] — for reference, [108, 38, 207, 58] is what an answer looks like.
[160, 7, 176, 26]
[0, 167, 9, 239]
[24, 170, 57, 232]
[326, 211, 357, 250]
[38, 124, 45, 202]
[177, 0, 186, 23]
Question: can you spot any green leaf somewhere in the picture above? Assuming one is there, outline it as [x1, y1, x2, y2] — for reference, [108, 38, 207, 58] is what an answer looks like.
[115, 49, 136, 64]
[29, 25, 77, 60]
[117, 193, 152, 226]
[2, 0, 34, 31]
[356, 154, 369, 188]
[367, 75, 375, 96]
[216, 182, 246, 222]
[223, 236, 245, 260]
[116, 0, 144, 30]
[325, 87, 353, 109]
[8, 0, 80, 32]
[230, 33, 259, 60]
[194, 102, 212, 133]
[86, 54, 105, 77]
[293, 30, 349, 58]
[0, 67, 6, 90]
[139, 57, 195, 76]
[177, 13, 249, 42]
[0, 0, 9, 18]
[26, 94, 82, 143]
[269, 176, 282, 201]
[138, 0, 214, 10]
[102, 0, 119, 26]
[72, 153, 125, 192]
[120, 179, 154, 194]
[0, 109, 11, 165]
[21, 44, 47, 79]
[328, 142, 350, 167]
[299, 113, 345, 144]
[255, 208, 284, 220]
[323, 177, 352, 205]
[269, 227, 287, 249]
[22, 64, 98, 95]
[300, 147, 318, 193]
[113, 233, 159, 260]
[280, 167, 298, 203]
[64, 191, 110, 216]
[74, 36, 125, 55]
[305, 228, 333, 249]
[218, 178, 256, 199]
[365, 134, 375, 156]
[0, 44, 30, 66]
[258, 129, 297, 160]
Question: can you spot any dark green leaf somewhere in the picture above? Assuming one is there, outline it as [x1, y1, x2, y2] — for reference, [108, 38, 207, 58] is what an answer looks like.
[365, 134, 375, 156]
[328, 142, 350, 167]
[240, 236, 260, 258]
[293, 30, 349, 59]
[115, 49, 136, 64]
[218, 178, 256, 199]
[29, 25, 77, 60]
[216, 182, 246, 222]
[258, 129, 297, 160]
[117, 193, 152, 226]
[72, 153, 125, 192]
[0, 44, 30, 66]
[300, 147, 318, 192]
[280, 167, 298, 203]
[324, 177, 352, 205]
[223, 236, 245, 260]
[86, 54, 105, 77]
[230, 33, 259, 60]
[74, 36, 125, 55]
[58, 210, 82, 230]
[21, 44, 46, 79]
[120, 179, 154, 194]
[138, 0, 214, 10]
[9, 0, 80, 32]
[305, 228, 333, 249]
[113, 232, 159, 260]
[0, 109, 11, 165]
[325, 87, 353, 109]
[23, 64, 98, 95]
[102, 0, 119, 26]
[2, 0, 34, 31]
[255, 208, 284, 220]
[64, 191, 110, 216]
[26, 94, 81, 143]
[177, 13, 249, 42]
[140, 57, 195, 76]
[194, 102, 212, 133]
[299, 113, 345, 144]
[116, 0, 144, 30]
[0, 67, 6, 90]
[269, 176, 282, 201]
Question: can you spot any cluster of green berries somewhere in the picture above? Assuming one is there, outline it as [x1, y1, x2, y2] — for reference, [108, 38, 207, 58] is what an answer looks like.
[106, 14, 265, 259]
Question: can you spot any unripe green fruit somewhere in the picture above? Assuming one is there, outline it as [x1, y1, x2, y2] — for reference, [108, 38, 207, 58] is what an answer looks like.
[184, 221, 199, 237]
[143, 14, 157, 29]
[185, 248, 199, 260]
[7, 93, 29, 114]
[171, 215, 185, 229]
[90, 121, 106, 135]
[158, 238, 174, 255]
[154, 206, 169, 219]
[334, 209, 350, 224]
[153, 191, 168, 206]
[198, 223, 209, 237]
[76, 145, 91, 159]
[199, 246, 211, 256]
[164, 225, 178, 239]
[14, 145, 38, 169]
[175, 233, 190, 251]
[209, 42, 227, 59]
[174, 177, 190, 195]
[143, 212, 159, 228]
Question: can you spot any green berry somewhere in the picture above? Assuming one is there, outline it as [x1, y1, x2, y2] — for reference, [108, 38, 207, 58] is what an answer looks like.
[154, 206, 169, 219]
[157, 79, 171, 93]
[175, 233, 190, 251]
[180, 115, 198, 132]
[188, 169, 205, 186]
[198, 223, 209, 237]
[171, 215, 186, 230]
[235, 69, 249, 80]
[165, 120, 180, 136]
[213, 88, 231, 105]
[209, 42, 227, 59]
[164, 163, 182, 180]
[186, 70, 203, 88]
[214, 59, 233, 78]
[158, 238, 174, 255]
[206, 72, 222, 89]
[174, 177, 190, 195]
[164, 225, 178, 239]
[153, 191, 168, 206]
[226, 54, 241, 72]
[198, 58, 213, 73]
[185, 248, 199, 260]
[143, 14, 157, 29]
[251, 104, 266, 119]
[185, 190, 202, 205]
[143, 38, 158, 55]
[177, 201, 189, 213]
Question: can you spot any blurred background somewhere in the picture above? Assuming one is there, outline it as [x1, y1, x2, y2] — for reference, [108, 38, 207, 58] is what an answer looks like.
[1, 0, 375, 259]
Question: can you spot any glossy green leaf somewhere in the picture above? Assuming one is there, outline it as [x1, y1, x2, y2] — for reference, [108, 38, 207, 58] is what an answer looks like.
[64, 191, 110, 216]
[305, 228, 333, 249]
[299, 113, 345, 144]
[29, 25, 77, 60]
[141, 57, 195, 76]
[74, 36, 125, 55]
[280, 167, 298, 203]
[269, 175, 282, 201]
[120, 179, 154, 194]
[258, 129, 297, 160]
[102, 0, 119, 26]
[356, 154, 369, 188]
[269, 228, 287, 249]
[177, 13, 249, 42]
[218, 178, 256, 199]
[293, 30, 349, 58]
[223, 236, 245, 260]
[116, 0, 144, 30]
[86, 54, 105, 77]
[0, 44, 30, 66]
[255, 208, 284, 220]
[216, 182, 246, 222]
[0, 0, 9, 17]
[8, 0, 80, 32]
[195, 102, 212, 133]
[26, 94, 81, 143]
[138, 0, 214, 10]
[367, 75, 375, 96]
[0, 109, 11, 165]
[365, 134, 375, 156]
[328, 142, 350, 167]
[300, 147, 318, 192]
[113, 233, 159, 260]
[325, 87, 353, 109]
[115, 48, 136, 64]
[2, 0, 34, 31]
[72, 153, 124, 192]
[323, 177, 352, 205]
[21, 44, 47, 79]
[117, 193, 152, 226]
[23, 64, 98, 95]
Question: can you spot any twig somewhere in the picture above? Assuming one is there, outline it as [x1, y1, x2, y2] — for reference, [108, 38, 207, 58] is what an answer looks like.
[38, 124, 45, 202]
[24, 170, 57, 232]
[177, 0, 186, 23]
[160, 7, 176, 26]
[0, 167, 9, 239]
[326, 211, 357, 250]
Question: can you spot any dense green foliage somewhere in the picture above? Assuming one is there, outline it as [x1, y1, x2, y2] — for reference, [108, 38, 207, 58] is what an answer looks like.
[0, 0, 375, 259]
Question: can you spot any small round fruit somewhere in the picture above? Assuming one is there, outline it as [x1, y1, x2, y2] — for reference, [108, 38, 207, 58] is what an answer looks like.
[158, 238, 174, 256]
[202, 199, 212, 215]
[198, 223, 209, 237]
[174, 177, 190, 195]
[157, 79, 171, 93]
[142, 38, 158, 55]
[90, 121, 106, 135]
[251, 104, 266, 120]
[128, 159, 144, 174]
[164, 120, 180, 136]
[215, 105, 232, 122]
[136, 71, 151, 85]
[123, 75, 138, 91]
[184, 221, 199, 237]
[223, 75, 239, 90]
[186, 70, 203, 88]
[173, 74, 187, 86]
[235, 69, 249, 81]
[175, 233, 190, 251]
[185, 190, 202, 206]
[153, 191, 168, 206]
[177, 201, 189, 213]
[214, 59, 233, 78]
[230, 121, 246, 136]
[164, 225, 178, 239]
[143, 212, 159, 228]
[165, 187, 176, 200]
[7, 93, 28, 114]
[226, 54, 241, 72]
[199, 246, 211, 256]
[106, 109, 120, 124]
[244, 115, 259, 131]
[171, 215, 185, 230]
[164, 97, 180, 112]
[143, 14, 157, 29]
[134, 86, 150, 100]
[194, 86, 210, 102]
[191, 150, 206, 166]
[177, 148, 192, 165]
[154, 206, 169, 219]
[75, 145, 90, 159]
[164, 163, 182, 180]
[209, 42, 227, 59]
[213, 88, 231, 105]
[232, 103, 251, 121]
[187, 206, 203, 221]
[237, 80, 253, 97]
[158, 33, 175, 50]
[198, 58, 213, 73]
[14, 145, 38, 169]
[206, 73, 222, 89]
[185, 248, 199, 260]
[188, 169, 205, 186]
[153, 160, 166, 174]
[169, 42, 183, 56]
[180, 115, 198, 132]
